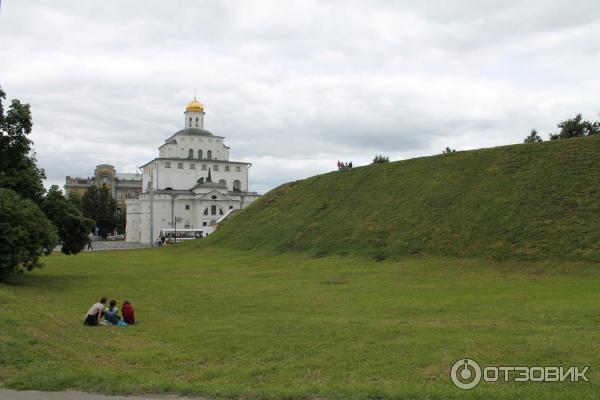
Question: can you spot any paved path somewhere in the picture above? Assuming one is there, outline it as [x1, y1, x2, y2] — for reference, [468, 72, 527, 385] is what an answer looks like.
[0, 389, 205, 400]
[54, 241, 150, 253]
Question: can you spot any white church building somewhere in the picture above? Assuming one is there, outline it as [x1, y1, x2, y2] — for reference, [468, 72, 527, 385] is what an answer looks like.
[126, 99, 260, 243]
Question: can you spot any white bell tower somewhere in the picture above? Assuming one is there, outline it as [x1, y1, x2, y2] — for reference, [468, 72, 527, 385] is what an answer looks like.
[184, 97, 205, 129]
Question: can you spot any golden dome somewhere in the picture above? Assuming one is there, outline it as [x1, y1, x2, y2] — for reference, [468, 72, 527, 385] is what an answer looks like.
[186, 99, 204, 113]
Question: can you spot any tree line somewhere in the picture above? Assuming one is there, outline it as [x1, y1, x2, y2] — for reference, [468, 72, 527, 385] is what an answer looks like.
[524, 114, 600, 143]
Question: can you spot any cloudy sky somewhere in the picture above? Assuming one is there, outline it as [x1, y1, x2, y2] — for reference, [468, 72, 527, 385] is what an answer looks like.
[1, 1, 599, 193]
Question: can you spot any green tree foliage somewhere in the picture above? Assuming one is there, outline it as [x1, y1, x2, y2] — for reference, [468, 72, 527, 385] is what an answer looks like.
[82, 185, 117, 238]
[524, 129, 543, 143]
[116, 209, 127, 235]
[0, 86, 60, 279]
[66, 190, 83, 210]
[0, 189, 57, 279]
[442, 147, 456, 154]
[42, 185, 94, 255]
[372, 154, 390, 164]
[549, 113, 600, 140]
[0, 86, 46, 203]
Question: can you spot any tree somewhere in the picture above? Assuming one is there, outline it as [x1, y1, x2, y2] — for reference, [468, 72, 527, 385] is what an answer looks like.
[1, 85, 59, 279]
[0, 86, 46, 203]
[82, 185, 117, 238]
[116, 209, 127, 235]
[549, 113, 600, 140]
[372, 154, 390, 164]
[66, 190, 83, 210]
[524, 129, 543, 143]
[442, 147, 456, 154]
[0, 189, 57, 280]
[43, 186, 95, 255]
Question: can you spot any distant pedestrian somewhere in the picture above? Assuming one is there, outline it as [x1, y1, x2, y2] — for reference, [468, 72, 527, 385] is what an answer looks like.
[86, 234, 94, 250]
[84, 297, 106, 326]
[349, 161, 353, 168]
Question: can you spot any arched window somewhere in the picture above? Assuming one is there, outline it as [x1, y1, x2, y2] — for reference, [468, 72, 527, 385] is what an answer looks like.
[219, 208, 224, 215]
[188, 149, 193, 159]
[195, 117, 199, 127]
[198, 149, 202, 159]
[233, 180, 241, 191]
[219, 179, 227, 187]
[211, 205, 217, 215]
[207, 150, 212, 160]
[189, 117, 192, 127]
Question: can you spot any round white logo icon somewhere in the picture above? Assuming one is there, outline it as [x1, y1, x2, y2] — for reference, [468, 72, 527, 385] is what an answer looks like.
[451, 358, 482, 389]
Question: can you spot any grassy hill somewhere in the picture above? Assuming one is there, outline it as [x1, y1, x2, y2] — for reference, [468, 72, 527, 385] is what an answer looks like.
[210, 136, 600, 262]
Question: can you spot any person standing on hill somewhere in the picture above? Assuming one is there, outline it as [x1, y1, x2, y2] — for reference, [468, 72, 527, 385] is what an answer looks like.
[84, 297, 106, 326]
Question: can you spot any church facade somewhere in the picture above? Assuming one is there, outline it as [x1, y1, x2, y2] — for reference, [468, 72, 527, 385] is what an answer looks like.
[125, 99, 259, 243]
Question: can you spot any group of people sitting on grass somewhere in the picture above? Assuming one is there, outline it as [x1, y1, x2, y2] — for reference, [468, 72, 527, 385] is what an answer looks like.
[84, 297, 136, 326]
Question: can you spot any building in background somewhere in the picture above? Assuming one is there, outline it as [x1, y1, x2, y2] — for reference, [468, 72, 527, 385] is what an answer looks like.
[64, 164, 143, 213]
[126, 98, 260, 244]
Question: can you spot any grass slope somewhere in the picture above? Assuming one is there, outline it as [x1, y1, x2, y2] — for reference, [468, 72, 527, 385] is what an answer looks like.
[1, 247, 599, 399]
[210, 136, 600, 262]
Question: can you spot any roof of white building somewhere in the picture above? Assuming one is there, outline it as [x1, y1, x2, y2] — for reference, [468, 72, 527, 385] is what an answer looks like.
[116, 173, 142, 180]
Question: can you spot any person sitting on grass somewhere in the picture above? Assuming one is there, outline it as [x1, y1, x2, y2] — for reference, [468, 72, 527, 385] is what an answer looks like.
[121, 300, 136, 324]
[104, 300, 122, 325]
[84, 297, 106, 326]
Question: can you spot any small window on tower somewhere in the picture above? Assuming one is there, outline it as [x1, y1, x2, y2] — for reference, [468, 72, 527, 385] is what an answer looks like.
[207, 150, 212, 160]
[213, 165, 219, 171]
[198, 150, 203, 159]
[201, 164, 207, 170]
[188, 149, 193, 159]
[185, 204, 190, 210]
[190, 163, 195, 169]
[195, 117, 199, 127]
[178, 163, 184, 169]
[189, 117, 192, 127]
[236, 166, 241, 172]
[211, 205, 217, 215]
[165, 162, 171, 168]
[225, 166, 230, 171]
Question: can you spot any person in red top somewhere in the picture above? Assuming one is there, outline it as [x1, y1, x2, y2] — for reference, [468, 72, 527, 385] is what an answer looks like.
[121, 300, 136, 324]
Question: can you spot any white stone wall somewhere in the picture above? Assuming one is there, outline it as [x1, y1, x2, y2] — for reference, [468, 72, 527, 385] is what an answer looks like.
[158, 135, 229, 160]
[184, 110, 204, 129]
[126, 190, 260, 244]
[125, 200, 142, 242]
[142, 160, 249, 192]
[171, 134, 230, 160]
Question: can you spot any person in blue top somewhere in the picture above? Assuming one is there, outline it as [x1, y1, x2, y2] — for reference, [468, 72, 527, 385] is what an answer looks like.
[104, 300, 122, 324]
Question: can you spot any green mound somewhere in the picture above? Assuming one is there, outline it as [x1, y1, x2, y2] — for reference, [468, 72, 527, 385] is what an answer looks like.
[210, 136, 600, 261]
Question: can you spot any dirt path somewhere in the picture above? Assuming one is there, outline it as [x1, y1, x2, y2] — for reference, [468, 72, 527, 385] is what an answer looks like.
[0, 389, 206, 400]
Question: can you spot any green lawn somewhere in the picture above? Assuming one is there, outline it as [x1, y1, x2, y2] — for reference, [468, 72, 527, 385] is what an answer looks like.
[1, 244, 598, 399]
